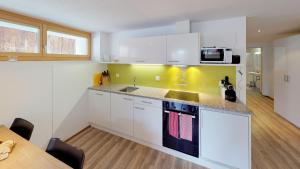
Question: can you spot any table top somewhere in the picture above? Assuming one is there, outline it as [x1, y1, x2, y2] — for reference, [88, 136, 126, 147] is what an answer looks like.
[0, 125, 71, 169]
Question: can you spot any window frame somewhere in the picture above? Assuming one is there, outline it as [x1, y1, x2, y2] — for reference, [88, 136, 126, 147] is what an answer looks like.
[0, 16, 43, 60]
[43, 25, 91, 59]
[0, 9, 91, 61]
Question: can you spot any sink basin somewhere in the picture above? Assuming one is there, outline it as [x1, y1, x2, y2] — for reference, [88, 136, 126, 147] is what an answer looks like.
[119, 86, 139, 93]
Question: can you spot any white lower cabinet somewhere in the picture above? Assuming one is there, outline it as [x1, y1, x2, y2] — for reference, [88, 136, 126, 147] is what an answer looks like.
[110, 93, 134, 136]
[133, 100, 162, 146]
[201, 109, 250, 169]
[88, 90, 111, 128]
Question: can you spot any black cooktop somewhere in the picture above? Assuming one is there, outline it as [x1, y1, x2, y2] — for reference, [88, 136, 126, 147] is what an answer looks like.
[164, 90, 199, 102]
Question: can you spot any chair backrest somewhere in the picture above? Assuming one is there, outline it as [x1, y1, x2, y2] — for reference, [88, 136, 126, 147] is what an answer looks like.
[46, 138, 85, 169]
[10, 118, 34, 140]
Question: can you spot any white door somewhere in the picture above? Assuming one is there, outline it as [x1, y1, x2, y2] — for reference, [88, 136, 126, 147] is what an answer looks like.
[286, 44, 300, 127]
[273, 47, 288, 117]
[166, 33, 200, 65]
[88, 90, 111, 128]
[133, 104, 162, 146]
[110, 93, 134, 136]
[201, 110, 250, 169]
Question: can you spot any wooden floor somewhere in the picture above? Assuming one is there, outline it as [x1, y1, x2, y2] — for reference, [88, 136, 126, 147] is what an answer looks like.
[67, 127, 206, 169]
[67, 91, 300, 169]
[248, 90, 300, 169]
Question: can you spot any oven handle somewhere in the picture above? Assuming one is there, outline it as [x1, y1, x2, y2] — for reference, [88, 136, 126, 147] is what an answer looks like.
[164, 110, 196, 119]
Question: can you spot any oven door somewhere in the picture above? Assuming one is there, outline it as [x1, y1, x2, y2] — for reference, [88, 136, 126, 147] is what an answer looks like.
[163, 110, 199, 157]
[201, 48, 225, 63]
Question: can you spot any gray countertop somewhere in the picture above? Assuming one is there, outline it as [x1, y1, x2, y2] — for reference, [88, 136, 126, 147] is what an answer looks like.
[89, 84, 251, 116]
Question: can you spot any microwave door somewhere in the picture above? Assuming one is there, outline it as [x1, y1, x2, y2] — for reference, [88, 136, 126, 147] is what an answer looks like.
[201, 49, 225, 63]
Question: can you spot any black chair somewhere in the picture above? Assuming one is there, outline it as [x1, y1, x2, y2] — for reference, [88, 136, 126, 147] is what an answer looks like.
[46, 138, 85, 169]
[10, 118, 34, 140]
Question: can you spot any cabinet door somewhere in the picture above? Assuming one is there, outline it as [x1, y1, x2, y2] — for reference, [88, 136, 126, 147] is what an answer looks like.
[112, 39, 131, 63]
[129, 36, 166, 64]
[286, 44, 300, 127]
[111, 93, 134, 136]
[133, 103, 162, 146]
[167, 33, 200, 65]
[201, 110, 250, 169]
[88, 90, 111, 128]
[274, 47, 288, 117]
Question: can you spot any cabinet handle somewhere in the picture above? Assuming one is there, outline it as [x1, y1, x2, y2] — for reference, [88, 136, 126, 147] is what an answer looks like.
[168, 60, 180, 63]
[135, 60, 145, 63]
[96, 93, 104, 96]
[142, 100, 152, 104]
[123, 97, 132, 101]
[134, 107, 145, 110]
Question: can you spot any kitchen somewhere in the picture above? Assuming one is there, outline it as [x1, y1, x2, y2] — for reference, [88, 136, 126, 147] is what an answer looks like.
[0, 1, 299, 169]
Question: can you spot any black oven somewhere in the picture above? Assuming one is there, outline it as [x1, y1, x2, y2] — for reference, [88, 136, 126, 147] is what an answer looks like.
[162, 101, 199, 157]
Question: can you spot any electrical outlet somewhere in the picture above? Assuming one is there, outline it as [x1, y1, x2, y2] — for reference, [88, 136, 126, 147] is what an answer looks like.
[155, 75, 160, 81]
[116, 73, 120, 78]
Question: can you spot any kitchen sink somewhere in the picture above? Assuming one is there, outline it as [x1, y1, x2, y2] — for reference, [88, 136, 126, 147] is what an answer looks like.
[119, 86, 139, 93]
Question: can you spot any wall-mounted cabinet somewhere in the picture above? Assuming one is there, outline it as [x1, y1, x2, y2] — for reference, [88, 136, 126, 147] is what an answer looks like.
[93, 32, 201, 65]
[166, 33, 200, 65]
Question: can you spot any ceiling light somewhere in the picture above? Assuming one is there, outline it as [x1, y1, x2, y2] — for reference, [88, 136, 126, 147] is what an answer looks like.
[258, 29, 261, 33]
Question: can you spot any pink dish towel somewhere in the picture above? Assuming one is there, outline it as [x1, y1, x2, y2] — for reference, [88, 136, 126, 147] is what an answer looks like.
[169, 112, 179, 139]
[180, 114, 193, 141]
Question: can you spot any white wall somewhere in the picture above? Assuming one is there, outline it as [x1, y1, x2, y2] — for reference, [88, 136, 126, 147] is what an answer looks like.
[107, 17, 247, 103]
[247, 42, 274, 98]
[0, 61, 106, 148]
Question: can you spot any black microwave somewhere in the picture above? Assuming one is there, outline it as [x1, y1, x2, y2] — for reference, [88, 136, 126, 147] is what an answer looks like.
[200, 48, 232, 64]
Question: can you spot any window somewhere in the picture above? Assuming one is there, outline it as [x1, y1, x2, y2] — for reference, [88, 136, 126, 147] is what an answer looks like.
[0, 20, 40, 53]
[46, 30, 88, 56]
[0, 9, 91, 61]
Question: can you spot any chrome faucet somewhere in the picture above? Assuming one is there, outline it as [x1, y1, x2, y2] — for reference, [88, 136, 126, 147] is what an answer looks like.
[133, 76, 136, 87]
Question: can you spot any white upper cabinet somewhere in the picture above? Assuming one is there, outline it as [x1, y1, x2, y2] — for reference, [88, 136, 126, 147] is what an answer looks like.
[166, 33, 200, 65]
[129, 36, 166, 64]
[92, 32, 110, 62]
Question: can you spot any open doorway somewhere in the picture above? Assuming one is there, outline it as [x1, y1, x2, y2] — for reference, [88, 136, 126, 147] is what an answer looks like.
[246, 48, 262, 94]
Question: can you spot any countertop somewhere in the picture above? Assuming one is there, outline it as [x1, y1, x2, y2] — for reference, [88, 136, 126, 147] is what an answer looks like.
[89, 84, 251, 115]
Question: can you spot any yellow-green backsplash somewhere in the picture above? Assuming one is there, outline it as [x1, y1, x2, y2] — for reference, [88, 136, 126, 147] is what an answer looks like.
[108, 64, 236, 94]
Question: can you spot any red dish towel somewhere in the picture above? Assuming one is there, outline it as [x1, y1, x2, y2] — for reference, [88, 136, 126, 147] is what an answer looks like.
[180, 114, 193, 141]
[169, 112, 179, 138]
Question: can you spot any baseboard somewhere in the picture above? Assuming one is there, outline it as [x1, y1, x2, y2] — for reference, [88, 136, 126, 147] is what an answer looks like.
[64, 125, 91, 142]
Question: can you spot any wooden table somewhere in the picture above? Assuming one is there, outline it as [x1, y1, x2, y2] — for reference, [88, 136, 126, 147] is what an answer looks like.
[0, 125, 71, 169]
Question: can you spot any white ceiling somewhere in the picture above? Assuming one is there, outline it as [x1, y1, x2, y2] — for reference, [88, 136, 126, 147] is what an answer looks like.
[0, 0, 300, 42]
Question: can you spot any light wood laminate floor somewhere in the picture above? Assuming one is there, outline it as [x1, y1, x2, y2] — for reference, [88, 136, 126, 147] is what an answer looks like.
[67, 91, 300, 169]
[248, 90, 300, 169]
[66, 127, 206, 169]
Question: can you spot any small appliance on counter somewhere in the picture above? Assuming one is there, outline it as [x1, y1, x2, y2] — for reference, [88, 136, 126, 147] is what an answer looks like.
[219, 76, 237, 102]
[200, 47, 232, 64]
[232, 55, 241, 64]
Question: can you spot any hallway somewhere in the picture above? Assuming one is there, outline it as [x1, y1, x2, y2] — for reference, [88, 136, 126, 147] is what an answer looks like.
[248, 90, 300, 169]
